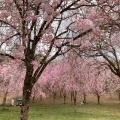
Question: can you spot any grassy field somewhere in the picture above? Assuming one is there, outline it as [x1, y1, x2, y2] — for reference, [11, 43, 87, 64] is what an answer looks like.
[0, 99, 120, 120]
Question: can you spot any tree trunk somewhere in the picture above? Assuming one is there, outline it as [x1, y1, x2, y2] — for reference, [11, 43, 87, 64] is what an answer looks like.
[73, 91, 77, 113]
[60, 90, 62, 98]
[40, 95, 43, 103]
[118, 93, 120, 100]
[83, 93, 86, 101]
[71, 91, 73, 104]
[2, 97, 6, 107]
[2, 91, 8, 108]
[20, 49, 37, 120]
[20, 83, 32, 120]
[53, 93, 56, 103]
[97, 94, 100, 104]
[20, 65, 34, 120]
[63, 91, 66, 104]
[20, 99, 30, 120]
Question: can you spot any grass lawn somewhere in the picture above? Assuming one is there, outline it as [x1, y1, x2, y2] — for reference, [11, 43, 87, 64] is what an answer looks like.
[0, 100, 120, 120]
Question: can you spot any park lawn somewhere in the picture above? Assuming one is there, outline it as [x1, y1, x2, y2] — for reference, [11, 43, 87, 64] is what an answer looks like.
[0, 102, 120, 120]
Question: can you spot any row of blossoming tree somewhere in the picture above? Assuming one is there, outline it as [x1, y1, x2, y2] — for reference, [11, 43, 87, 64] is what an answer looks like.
[0, 55, 119, 107]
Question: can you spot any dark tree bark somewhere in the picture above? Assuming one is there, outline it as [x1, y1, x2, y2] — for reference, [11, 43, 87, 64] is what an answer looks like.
[20, 50, 36, 120]
[63, 91, 66, 104]
[2, 91, 8, 108]
[73, 91, 77, 113]
[83, 93, 86, 101]
[20, 77, 33, 120]
[71, 91, 73, 104]
[97, 94, 100, 104]
[53, 92, 56, 103]
[60, 89, 62, 98]
[118, 93, 120, 100]
[39, 95, 43, 103]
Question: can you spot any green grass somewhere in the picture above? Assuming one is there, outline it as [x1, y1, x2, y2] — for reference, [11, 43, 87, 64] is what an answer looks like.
[0, 101, 120, 120]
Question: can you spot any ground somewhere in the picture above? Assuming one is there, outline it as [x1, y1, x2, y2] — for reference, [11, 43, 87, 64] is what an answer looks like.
[0, 96, 120, 120]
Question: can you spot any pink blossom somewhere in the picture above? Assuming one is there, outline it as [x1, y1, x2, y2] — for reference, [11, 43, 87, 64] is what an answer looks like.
[41, 3, 47, 9]
[6, 0, 13, 4]
[24, 17, 33, 22]
[52, 0, 60, 7]
[92, 27, 100, 39]
[72, 19, 94, 31]
[52, 11, 60, 17]
[44, 13, 53, 21]
[22, 37, 28, 41]
[14, 52, 22, 59]
[18, 45, 25, 51]
[0, 11, 10, 18]
[13, 59, 23, 66]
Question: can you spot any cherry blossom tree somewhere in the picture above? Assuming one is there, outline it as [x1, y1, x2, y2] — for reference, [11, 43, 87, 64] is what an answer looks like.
[38, 61, 64, 103]
[80, 58, 110, 104]
[89, 70, 105, 104]
[70, 1, 120, 104]
[58, 54, 88, 111]
[105, 72, 120, 100]
[0, 62, 24, 107]
[0, 1, 96, 119]
[79, 1, 120, 79]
